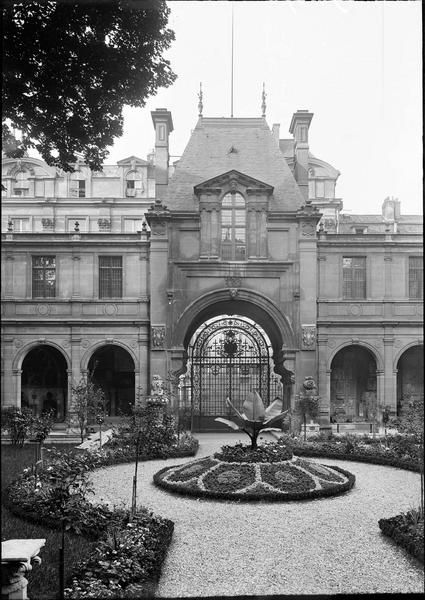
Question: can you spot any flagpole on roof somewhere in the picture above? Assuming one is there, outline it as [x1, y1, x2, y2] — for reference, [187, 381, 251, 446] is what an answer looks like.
[231, 1, 234, 118]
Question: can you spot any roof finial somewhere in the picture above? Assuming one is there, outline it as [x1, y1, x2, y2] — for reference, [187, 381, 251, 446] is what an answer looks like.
[261, 82, 267, 118]
[198, 82, 203, 117]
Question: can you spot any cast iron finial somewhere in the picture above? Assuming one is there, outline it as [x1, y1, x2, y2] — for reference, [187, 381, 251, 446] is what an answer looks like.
[261, 82, 267, 118]
[198, 82, 203, 117]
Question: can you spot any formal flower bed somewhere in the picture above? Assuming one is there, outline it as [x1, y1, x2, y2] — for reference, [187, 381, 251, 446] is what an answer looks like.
[153, 446, 355, 501]
[288, 434, 421, 473]
[378, 509, 424, 564]
[2, 432, 198, 598]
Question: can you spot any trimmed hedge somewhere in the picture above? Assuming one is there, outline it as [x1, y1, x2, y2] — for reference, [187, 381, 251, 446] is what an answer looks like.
[292, 446, 420, 472]
[378, 513, 424, 564]
[153, 457, 355, 502]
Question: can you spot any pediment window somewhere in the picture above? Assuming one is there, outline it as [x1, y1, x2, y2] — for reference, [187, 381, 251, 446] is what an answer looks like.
[194, 171, 272, 261]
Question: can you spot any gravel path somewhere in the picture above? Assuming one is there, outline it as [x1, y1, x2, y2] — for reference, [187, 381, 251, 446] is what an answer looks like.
[90, 433, 424, 596]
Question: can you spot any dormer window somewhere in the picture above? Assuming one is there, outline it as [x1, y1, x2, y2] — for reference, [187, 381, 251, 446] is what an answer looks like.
[126, 170, 144, 197]
[13, 169, 30, 196]
[70, 176, 85, 198]
[221, 192, 246, 260]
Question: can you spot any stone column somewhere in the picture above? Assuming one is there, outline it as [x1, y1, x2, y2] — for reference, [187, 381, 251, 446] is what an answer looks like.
[383, 336, 396, 413]
[259, 209, 268, 257]
[210, 208, 219, 258]
[71, 255, 81, 298]
[13, 369, 22, 410]
[1, 538, 45, 600]
[199, 209, 210, 257]
[5, 255, 14, 298]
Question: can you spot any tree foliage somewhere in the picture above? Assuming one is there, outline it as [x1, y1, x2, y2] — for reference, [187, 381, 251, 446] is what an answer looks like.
[71, 375, 105, 443]
[2, 0, 176, 170]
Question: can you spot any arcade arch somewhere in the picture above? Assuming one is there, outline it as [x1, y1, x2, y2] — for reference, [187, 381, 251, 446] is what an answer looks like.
[21, 344, 68, 422]
[396, 344, 423, 417]
[330, 345, 377, 423]
[87, 344, 135, 417]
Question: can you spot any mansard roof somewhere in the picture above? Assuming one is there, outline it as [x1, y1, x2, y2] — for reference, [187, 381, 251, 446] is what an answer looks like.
[163, 117, 305, 211]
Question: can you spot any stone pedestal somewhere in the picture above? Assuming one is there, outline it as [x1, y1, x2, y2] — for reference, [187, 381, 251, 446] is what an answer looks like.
[1, 538, 45, 600]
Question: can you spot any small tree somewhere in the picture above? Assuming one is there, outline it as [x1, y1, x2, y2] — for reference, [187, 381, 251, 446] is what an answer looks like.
[296, 396, 319, 441]
[31, 409, 55, 463]
[71, 375, 105, 443]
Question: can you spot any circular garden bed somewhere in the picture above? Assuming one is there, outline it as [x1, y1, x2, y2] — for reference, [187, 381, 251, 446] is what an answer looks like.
[153, 444, 355, 501]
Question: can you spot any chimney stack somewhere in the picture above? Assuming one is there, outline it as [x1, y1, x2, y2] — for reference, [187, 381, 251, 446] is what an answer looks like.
[151, 108, 174, 197]
[272, 123, 280, 145]
[289, 110, 313, 201]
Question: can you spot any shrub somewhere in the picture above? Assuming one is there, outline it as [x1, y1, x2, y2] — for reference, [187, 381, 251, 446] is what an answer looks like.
[1, 407, 34, 446]
[379, 508, 424, 563]
[215, 441, 293, 463]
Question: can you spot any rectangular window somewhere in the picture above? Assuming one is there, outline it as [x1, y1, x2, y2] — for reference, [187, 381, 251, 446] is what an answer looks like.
[343, 256, 366, 299]
[32, 256, 56, 298]
[409, 256, 423, 299]
[315, 181, 325, 198]
[12, 218, 30, 232]
[99, 256, 122, 298]
[123, 219, 144, 233]
[70, 180, 86, 198]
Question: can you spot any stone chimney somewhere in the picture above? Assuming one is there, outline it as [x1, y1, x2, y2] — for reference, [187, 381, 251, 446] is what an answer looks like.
[151, 108, 174, 197]
[272, 123, 280, 145]
[289, 110, 313, 202]
[382, 196, 401, 221]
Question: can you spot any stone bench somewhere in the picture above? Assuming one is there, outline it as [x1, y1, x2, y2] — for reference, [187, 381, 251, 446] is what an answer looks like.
[1, 539, 45, 600]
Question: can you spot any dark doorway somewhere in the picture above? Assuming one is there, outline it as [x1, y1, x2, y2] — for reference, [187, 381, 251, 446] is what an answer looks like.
[21, 345, 68, 422]
[88, 345, 135, 417]
[330, 346, 377, 423]
[397, 345, 424, 417]
[186, 316, 283, 431]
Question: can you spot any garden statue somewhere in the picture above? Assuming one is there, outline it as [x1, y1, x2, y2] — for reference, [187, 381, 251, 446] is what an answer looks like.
[296, 376, 320, 440]
[147, 374, 168, 405]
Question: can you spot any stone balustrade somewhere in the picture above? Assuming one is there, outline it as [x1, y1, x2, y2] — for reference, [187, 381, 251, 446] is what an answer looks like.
[1, 539, 45, 600]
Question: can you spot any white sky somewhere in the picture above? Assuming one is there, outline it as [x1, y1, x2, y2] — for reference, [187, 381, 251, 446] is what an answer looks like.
[109, 1, 421, 215]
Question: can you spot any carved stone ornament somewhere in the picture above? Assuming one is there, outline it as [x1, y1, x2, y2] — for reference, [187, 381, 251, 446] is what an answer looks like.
[42, 218, 54, 230]
[225, 276, 242, 288]
[151, 221, 166, 236]
[301, 221, 315, 237]
[301, 325, 316, 350]
[151, 325, 166, 350]
[229, 288, 239, 300]
[97, 218, 111, 231]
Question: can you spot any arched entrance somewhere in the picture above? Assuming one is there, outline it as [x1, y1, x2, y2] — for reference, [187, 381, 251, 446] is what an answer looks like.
[397, 345, 423, 417]
[330, 346, 377, 423]
[184, 315, 285, 431]
[21, 345, 68, 422]
[88, 345, 135, 417]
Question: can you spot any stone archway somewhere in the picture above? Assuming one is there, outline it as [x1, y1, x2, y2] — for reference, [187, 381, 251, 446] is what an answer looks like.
[330, 345, 377, 423]
[21, 344, 68, 422]
[396, 345, 423, 417]
[88, 345, 135, 417]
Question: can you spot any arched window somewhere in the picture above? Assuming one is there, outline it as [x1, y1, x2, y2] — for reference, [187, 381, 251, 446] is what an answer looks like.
[126, 170, 144, 197]
[13, 169, 31, 196]
[221, 192, 246, 260]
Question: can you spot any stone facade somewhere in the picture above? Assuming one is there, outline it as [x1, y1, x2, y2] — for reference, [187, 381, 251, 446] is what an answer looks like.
[1, 108, 423, 432]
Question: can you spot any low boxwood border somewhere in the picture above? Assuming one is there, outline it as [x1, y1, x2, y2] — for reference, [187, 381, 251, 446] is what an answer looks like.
[153, 463, 355, 502]
[378, 515, 424, 564]
[292, 446, 420, 472]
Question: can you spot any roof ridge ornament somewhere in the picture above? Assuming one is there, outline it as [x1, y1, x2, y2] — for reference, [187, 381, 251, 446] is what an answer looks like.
[261, 82, 266, 118]
[198, 82, 203, 117]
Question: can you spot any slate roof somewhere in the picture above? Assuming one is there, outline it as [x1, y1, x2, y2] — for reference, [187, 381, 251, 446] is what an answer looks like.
[162, 118, 305, 211]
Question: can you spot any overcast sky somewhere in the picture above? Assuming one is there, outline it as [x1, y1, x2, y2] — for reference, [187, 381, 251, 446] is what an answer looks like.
[106, 1, 422, 215]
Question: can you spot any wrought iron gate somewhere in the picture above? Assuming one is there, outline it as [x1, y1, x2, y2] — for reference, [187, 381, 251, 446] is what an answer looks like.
[188, 317, 282, 431]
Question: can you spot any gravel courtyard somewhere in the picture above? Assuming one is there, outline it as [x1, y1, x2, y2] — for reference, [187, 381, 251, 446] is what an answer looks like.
[90, 433, 424, 596]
